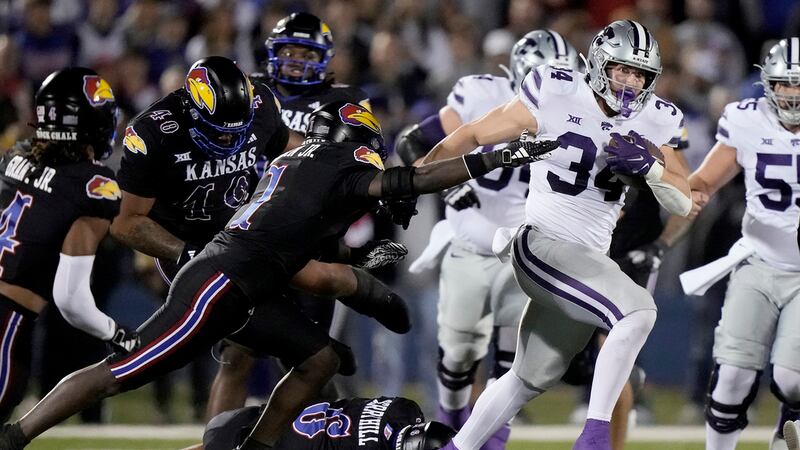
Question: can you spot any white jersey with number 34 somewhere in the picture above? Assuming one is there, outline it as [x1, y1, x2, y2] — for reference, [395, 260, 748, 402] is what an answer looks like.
[716, 97, 800, 271]
[518, 65, 684, 253]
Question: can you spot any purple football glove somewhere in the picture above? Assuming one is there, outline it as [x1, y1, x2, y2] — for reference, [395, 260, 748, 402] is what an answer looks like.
[605, 131, 657, 177]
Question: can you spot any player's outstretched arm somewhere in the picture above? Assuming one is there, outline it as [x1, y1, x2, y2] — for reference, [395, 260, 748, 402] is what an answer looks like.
[370, 136, 558, 198]
[660, 141, 742, 243]
[55, 217, 139, 352]
[420, 97, 538, 165]
[110, 191, 188, 262]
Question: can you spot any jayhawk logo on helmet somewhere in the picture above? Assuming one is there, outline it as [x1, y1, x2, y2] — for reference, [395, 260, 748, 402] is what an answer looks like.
[339, 104, 381, 135]
[353, 146, 384, 170]
[85, 175, 121, 201]
[123, 126, 147, 155]
[186, 67, 217, 114]
[82, 75, 115, 106]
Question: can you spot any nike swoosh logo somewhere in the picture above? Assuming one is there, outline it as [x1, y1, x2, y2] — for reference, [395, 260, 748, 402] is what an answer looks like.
[629, 155, 644, 161]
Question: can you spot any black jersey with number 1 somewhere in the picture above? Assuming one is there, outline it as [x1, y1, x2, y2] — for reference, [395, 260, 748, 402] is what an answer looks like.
[0, 142, 119, 301]
[205, 141, 383, 300]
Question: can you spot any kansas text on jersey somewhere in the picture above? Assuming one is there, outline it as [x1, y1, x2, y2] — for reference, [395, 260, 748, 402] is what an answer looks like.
[116, 80, 289, 247]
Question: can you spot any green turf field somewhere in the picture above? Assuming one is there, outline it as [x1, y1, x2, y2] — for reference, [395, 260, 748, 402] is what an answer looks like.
[24, 439, 771, 449]
[28, 439, 197, 449]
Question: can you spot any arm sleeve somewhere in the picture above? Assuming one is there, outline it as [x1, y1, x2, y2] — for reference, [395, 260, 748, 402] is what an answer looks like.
[345, 169, 380, 199]
[52, 254, 116, 340]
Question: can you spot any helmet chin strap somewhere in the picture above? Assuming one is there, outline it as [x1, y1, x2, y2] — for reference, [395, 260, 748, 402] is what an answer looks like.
[617, 87, 637, 118]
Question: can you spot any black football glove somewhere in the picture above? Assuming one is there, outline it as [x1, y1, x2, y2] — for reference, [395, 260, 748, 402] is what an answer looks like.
[109, 324, 141, 353]
[351, 239, 409, 270]
[441, 184, 480, 210]
[177, 243, 202, 268]
[616, 240, 668, 278]
[496, 130, 560, 168]
[378, 197, 418, 230]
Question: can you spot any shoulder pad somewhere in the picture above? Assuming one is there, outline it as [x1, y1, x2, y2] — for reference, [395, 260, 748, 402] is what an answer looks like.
[721, 98, 760, 124]
[540, 66, 579, 96]
[645, 96, 684, 126]
[83, 165, 121, 202]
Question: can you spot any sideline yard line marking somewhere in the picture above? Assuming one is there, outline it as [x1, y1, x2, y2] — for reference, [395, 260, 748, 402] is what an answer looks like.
[39, 425, 776, 442]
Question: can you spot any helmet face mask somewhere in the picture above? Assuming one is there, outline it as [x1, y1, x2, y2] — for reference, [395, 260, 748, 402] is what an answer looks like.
[183, 56, 255, 159]
[509, 29, 579, 91]
[759, 37, 800, 125]
[586, 20, 662, 118]
[266, 12, 334, 86]
[395, 422, 456, 450]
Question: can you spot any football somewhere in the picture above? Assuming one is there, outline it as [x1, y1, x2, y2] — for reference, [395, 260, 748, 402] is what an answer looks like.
[611, 135, 665, 190]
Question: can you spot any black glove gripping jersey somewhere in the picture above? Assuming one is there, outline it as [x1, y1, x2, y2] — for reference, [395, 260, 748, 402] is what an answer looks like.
[0, 142, 119, 301]
[203, 396, 424, 450]
[205, 141, 383, 300]
[251, 74, 370, 134]
[116, 80, 290, 248]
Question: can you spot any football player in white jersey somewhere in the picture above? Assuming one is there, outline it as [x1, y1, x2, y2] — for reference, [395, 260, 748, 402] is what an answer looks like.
[421, 20, 692, 450]
[397, 30, 579, 450]
[664, 38, 800, 450]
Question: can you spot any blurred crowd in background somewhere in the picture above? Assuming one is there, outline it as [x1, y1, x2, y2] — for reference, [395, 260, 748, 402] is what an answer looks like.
[1, 0, 799, 427]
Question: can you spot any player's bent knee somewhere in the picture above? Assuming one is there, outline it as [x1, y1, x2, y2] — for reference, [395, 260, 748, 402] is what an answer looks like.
[438, 348, 480, 391]
[705, 364, 761, 433]
[438, 328, 491, 364]
[620, 309, 657, 336]
[772, 365, 800, 408]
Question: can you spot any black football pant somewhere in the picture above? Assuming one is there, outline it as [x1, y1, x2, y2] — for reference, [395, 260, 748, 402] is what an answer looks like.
[0, 295, 35, 421]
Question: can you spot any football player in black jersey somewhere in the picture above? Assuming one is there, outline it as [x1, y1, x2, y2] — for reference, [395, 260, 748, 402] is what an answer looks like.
[113, 56, 410, 418]
[207, 11, 377, 419]
[0, 68, 139, 420]
[0, 101, 557, 450]
[253, 12, 370, 134]
[200, 396, 454, 450]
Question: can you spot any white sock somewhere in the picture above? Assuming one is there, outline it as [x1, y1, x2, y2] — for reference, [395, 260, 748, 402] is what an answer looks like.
[452, 371, 542, 450]
[706, 364, 758, 450]
[587, 309, 656, 422]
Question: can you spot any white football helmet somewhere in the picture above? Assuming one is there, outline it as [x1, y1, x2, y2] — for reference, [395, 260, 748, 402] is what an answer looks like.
[585, 20, 662, 118]
[759, 37, 800, 125]
[508, 29, 580, 92]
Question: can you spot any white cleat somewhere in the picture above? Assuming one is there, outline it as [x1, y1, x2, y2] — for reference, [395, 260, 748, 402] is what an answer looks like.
[773, 430, 789, 450]
[785, 420, 800, 450]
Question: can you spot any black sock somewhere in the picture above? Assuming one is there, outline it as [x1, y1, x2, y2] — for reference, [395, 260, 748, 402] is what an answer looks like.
[1, 422, 29, 449]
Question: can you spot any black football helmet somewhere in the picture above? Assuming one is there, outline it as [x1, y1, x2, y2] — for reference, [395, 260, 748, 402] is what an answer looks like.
[34, 67, 118, 160]
[265, 12, 335, 86]
[396, 422, 456, 450]
[306, 101, 386, 159]
[183, 56, 254, 159]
